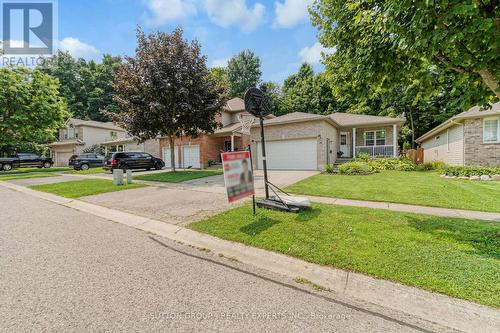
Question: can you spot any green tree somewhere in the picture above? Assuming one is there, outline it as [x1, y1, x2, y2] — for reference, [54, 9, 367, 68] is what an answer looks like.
[227, 50, 262, 98]
[280, 65, 343, 115]
[311, 0, 499, 108]
[259, 81, 283, 115]
[109, 27, 227, 171]
[39, 52, 122, 121]
[0, 67, 69, 153]
[209, 67, 230, 95]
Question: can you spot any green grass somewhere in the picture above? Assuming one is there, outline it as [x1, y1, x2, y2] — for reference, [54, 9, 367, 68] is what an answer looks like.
[0, 167, 71, 175]
[189, 203, 500, 308]
[0, 173, 57, 181]
[286, 170, 500, 213]
[29, 179, 146, 198]
[65, 167, 107, 175]
[134, 170, 223, 183]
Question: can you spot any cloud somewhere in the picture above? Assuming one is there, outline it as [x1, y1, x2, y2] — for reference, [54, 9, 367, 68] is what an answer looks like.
[274, 0, 313, 28]
[58, 37, 99, 59]
[298, 42, 335, 65]
[211, 57, 230, 68]
[202, 0, 265, 33]
[144, 0, 197, 27]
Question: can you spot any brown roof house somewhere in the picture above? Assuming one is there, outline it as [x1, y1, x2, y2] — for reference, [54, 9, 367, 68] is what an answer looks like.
[249, 112, 406, 170]
[48, 118, 127, 166]
[158, 97, 273, 169]
[416, 102, 500, 167]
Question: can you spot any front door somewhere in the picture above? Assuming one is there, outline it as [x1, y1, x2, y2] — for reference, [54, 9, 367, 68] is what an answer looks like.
[340, 132, 350, 157]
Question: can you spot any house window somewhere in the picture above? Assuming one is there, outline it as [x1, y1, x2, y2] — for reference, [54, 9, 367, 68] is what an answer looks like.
[365, 131, 386, 146]
[446, 130, 450, 152]
[483, 117, 500, 143]
[110, 131, 117, 140]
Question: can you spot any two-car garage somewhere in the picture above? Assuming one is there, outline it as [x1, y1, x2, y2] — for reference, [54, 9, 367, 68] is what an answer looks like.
[163, 145, 200, 169]
[256, 138, 318, 170]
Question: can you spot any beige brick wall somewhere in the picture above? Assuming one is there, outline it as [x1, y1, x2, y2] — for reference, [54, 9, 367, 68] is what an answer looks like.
[463, 119, 500, 166]
[250, 120, 337, 170]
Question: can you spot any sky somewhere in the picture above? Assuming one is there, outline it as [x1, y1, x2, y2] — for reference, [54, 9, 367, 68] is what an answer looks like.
[55, 0, 331, 83]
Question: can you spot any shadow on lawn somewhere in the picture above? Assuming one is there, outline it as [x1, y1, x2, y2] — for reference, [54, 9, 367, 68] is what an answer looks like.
[240, 217, 281, 236]
[295, 207, 322, 222]
[406, 216, 500, 259]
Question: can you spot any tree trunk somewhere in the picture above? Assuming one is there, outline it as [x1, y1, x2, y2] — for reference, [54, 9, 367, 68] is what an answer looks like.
[408, 108, 416, 149]
[169, 135, 176, 172]
[477, 68, 500, 99]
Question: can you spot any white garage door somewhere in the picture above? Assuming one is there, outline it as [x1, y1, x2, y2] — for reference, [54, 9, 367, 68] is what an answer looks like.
[162, 146, 180, 168]
[55, 151, 73, 167]
[257, 139, 317, 170]
[182, 145, 200, 169]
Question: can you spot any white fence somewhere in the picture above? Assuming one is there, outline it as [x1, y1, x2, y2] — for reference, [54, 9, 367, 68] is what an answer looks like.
[355, 145, 395, 157]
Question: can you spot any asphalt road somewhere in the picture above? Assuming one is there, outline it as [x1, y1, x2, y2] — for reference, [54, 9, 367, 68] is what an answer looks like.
[0, 186, 449, 332]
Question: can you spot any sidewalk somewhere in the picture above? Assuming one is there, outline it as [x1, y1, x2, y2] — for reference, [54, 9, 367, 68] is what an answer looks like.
[304, 195, 500, 222]
[2, 180, 499, 333]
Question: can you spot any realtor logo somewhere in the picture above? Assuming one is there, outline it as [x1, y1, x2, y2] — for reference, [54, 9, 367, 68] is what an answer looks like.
[1, 1, 56, 55]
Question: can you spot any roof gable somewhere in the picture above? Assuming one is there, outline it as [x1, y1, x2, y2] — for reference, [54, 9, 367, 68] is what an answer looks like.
[67, 118, 125, 131]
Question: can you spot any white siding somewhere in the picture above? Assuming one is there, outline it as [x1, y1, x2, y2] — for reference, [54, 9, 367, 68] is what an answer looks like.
[421, 124, 464, 166]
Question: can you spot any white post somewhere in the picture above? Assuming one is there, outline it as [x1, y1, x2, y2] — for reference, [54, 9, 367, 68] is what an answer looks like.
[393, 124, 398, 157]
[352, 128, 356, 158]
[231, 135, 235, 152]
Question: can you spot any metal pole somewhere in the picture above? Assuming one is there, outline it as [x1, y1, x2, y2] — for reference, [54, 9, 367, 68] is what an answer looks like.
[247, 145, 256, 216]
[259, 117, 270, 199]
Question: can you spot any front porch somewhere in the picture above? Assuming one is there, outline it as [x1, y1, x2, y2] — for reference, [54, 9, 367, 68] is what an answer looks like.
[338, 124, 399, 158]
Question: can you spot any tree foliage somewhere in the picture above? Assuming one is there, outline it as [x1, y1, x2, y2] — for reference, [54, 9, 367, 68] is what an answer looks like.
[0, 67, 69, 153]
[310, 0, 499, 108]
[39, 52, 122, 121]
[109, 27, 227, 171]
[227, 49, 262, 98]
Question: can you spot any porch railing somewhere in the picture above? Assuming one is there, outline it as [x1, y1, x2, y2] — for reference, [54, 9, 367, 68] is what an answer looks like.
[355, 145, 395, 157]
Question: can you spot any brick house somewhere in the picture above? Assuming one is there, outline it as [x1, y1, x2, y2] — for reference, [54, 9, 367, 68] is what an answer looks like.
[416, 102, 500, 167]
[159, 98, 273, 169]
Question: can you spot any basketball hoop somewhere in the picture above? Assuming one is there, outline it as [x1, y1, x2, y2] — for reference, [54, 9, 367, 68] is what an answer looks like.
[238, 113, 255, 134]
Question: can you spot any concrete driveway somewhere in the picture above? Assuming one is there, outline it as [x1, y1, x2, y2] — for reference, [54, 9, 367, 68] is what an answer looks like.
[82, 170, 318, 226]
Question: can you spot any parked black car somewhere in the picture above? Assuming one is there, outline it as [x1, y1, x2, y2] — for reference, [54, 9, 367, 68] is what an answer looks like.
[104, 152, 164, 171]
[0, 153, 54, 171]
[69, 153, 105, 170]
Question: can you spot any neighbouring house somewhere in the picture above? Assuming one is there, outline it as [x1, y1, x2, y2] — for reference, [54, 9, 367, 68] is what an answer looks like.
[416, 102, 500, 167]
[158, 98, 274, 169]
[101, 137, 161, 158]
[249, 112, 406, 171]
[49, 118, 127, 166]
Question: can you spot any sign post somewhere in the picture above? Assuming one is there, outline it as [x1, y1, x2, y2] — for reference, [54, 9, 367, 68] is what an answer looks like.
[221, 151, 255, 204]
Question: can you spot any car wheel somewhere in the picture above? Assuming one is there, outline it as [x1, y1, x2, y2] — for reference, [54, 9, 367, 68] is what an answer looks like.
[3, 164, 12, 171]
[80, 164, 90, 171]
[154, 162, 162, 170]
[43, 162, 52, 168]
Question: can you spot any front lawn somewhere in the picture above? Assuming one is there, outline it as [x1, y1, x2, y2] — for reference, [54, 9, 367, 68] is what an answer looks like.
[65, 167, 107, 175]
[0, 167, 71, 175]
[134, 170, 223, 183]
[29, 179, 146, 198]
[286, 171, 500, 213]
[189, 203, 500, 308]
[0, 173, 57, 181]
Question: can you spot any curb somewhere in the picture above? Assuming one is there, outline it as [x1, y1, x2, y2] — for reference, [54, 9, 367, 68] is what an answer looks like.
[1, 181, 499, 333]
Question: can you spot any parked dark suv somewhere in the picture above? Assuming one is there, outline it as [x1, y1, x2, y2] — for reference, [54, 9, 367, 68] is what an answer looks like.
[0, 153, 53, 171]
[104, 152, 164, 171]
[69, 154, 105, 170]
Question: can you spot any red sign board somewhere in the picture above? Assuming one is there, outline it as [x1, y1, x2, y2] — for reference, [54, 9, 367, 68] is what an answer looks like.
[221, 151, 255, 203]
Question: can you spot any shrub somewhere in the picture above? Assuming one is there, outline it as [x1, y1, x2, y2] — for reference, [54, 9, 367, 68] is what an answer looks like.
[339, 161, 375, 175]
[324, 164, 334, 174]
[367, 158, 416, 171]
[355, 152, 371, 162]
[441, 166, 500, 177]
[415, 161, 447, 171]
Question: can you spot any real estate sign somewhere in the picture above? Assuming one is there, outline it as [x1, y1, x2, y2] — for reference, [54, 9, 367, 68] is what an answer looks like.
[221, 151, 255, 203]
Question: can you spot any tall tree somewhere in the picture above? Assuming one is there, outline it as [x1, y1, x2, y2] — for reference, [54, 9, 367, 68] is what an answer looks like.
[209, 67, 230, 95]
[0, 67, 69, 154]
[39, 52, 122, 121]
[227, 50, 262, 98]
[109, 27, 227, 171]
[259, 81, 283, 115]
[310, 0, 499, 108]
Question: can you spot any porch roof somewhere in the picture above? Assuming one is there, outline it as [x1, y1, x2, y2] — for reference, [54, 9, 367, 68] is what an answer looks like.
[48, 139, 85, 147]
[330, 113, 406, 127]
[213, 122, 243, 136]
